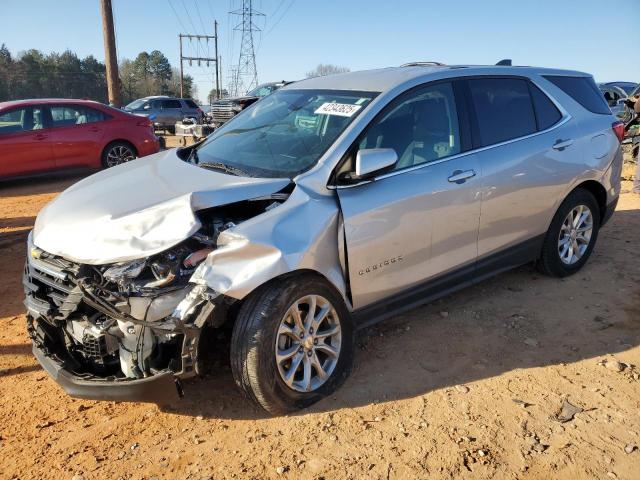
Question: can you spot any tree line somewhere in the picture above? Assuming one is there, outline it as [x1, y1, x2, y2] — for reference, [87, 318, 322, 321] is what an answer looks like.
[0, 45, 195, 105]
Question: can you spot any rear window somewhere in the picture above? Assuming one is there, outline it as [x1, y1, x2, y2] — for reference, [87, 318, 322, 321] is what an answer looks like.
[468, 78, 537, 147]
[529, 83, 562, 130]
[544, 76, 610, 115]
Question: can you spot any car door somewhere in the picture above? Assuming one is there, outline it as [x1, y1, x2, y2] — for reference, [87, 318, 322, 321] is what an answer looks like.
[464, 77, 581, 261]
[160, 99, 184, 126]
[0, 105, 54, 177]
[182, 99, 197, 119]
[47, 104, 107, 167]
[336, 81, 481, 309]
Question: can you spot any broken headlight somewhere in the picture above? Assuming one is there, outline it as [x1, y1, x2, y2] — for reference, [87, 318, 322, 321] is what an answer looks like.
[103, 259, 146, 283]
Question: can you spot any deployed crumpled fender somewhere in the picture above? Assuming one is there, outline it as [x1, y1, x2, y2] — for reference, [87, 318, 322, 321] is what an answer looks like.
[190, 185, 348, 304]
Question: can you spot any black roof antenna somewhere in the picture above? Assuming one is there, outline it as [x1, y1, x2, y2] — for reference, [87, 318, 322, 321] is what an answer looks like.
[496, 59, 512, 66]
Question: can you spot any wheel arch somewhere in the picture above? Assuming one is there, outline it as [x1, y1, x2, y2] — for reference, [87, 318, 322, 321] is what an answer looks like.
[189, 186, 350, 311]
[569, 180, 607, 225]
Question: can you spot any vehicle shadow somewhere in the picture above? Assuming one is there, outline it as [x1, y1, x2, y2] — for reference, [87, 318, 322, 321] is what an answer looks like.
[0, 172, 88, 198]
[0, 364, 41, 378]
[0, 216, 36, 230]
[0, 229, 30, 318]
[165, 207, 640, 419]
[0, 343, 31, 356]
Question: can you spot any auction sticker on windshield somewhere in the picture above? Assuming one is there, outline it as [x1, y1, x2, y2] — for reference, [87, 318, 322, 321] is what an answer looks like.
[315, 102, 362, 117]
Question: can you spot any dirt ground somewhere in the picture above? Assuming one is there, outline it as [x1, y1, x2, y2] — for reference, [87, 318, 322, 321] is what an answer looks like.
[1, 146, 639, 480]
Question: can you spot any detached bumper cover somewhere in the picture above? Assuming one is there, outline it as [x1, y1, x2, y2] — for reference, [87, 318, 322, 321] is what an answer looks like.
[32, 342, 181, 404]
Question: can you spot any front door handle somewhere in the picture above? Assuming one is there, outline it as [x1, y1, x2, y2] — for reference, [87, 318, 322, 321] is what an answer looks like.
[88, 126, 99, 132]
[552, 139, 573, 151]
[448, 169, 476, 184]
[34, 133, 48, 141]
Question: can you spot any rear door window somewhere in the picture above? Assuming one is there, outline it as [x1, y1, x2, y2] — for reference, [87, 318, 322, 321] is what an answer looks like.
[161, 99, 182, 109]
[544, 76, 610, 114]
[529, 83, 562, 130]
[184, 100, 199, 109]
[50, 105, 106, 127]
[0, 106, 45, 135]
[468, 78, 537, 147]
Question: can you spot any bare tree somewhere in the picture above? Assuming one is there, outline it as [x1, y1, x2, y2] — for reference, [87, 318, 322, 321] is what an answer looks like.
[305, 63, 350, 78]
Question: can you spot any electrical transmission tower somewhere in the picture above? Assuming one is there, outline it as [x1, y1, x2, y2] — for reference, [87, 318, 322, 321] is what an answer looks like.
[229, 0, 263, 96]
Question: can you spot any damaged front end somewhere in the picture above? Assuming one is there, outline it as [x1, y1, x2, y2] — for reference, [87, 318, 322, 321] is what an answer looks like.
[24, 195, 287, 403]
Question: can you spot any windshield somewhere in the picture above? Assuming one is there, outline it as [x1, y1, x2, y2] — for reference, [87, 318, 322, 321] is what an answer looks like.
[193, 89, 377, 178]
[614, 83, 637, 95]
[246, 84, 278, 97]
[125, 99, 147, 110]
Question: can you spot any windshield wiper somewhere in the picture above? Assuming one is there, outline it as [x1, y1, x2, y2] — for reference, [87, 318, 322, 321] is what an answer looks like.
[198, 161, 250, 177]
[188, 148, 199, 163]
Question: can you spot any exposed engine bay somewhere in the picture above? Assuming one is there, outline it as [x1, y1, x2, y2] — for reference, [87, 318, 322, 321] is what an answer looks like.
[24, 193, 290, 400]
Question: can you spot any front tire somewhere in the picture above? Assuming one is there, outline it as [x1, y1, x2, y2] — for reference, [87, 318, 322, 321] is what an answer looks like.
[538, 188, 600, 277]
[230, 274, 354, 415]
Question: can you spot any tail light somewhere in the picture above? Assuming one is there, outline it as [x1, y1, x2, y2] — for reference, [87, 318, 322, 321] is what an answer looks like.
[612, 121, 625, 143]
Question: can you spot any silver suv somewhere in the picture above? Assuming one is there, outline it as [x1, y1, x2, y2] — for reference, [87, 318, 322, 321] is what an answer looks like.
[124, 96, 203, 132]
[25, 64, 623, 414]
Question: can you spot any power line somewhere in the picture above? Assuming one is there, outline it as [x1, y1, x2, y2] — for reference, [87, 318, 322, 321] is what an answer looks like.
[269, 0, 287, 20]
[167, 0, 188, 32]
[180, 0, 200, 34]
[263, 0, 294, 38]
[193, 0, 209, 35]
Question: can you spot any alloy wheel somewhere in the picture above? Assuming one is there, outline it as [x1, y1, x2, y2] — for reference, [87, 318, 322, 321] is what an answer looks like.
[557, 204, 593, 265]
[275, 294, 342, 393]
[105, 145, 136, 167]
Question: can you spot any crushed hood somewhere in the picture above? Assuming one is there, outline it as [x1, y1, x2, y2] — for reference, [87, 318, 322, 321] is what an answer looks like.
[33, 149, 290, 264]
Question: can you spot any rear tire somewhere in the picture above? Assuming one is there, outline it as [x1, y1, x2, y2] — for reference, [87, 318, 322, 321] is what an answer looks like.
[230, 274, 354, 415]
[101, 141, 137, 168]
[538, 188, 600, 277]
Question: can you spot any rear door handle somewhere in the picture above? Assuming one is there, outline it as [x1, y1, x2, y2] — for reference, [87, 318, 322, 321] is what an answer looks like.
[448, 169, 476, 184]
[552, 139, 573, 151]
[34, 133, 48, 140]
[88, 126, 99, 132]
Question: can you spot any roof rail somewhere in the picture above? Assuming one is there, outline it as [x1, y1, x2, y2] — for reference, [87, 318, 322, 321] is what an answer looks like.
[496, 59, 512, 66]
[401, 61, 446, 67]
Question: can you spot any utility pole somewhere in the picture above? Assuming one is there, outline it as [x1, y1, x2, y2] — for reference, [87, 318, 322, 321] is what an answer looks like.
[99, 0, 122, 106]
[214, 21, 220, 99]
[179, 35, 184, 98]
[230, 0, 263, 96]
[178, 31, 219, 99]
[218, 55, 223, 98]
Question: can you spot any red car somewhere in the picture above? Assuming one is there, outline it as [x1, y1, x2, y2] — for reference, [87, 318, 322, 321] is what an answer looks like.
[0, 99, 160, 179]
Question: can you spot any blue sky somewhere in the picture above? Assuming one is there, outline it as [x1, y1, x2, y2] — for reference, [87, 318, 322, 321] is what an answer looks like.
[1, 0, 639, 101]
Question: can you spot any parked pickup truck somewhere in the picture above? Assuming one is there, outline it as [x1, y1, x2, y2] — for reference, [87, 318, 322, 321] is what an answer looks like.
[208, 81, 291, 126]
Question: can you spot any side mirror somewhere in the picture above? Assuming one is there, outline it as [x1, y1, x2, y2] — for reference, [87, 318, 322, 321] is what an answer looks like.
[355, 148, 398, 179]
